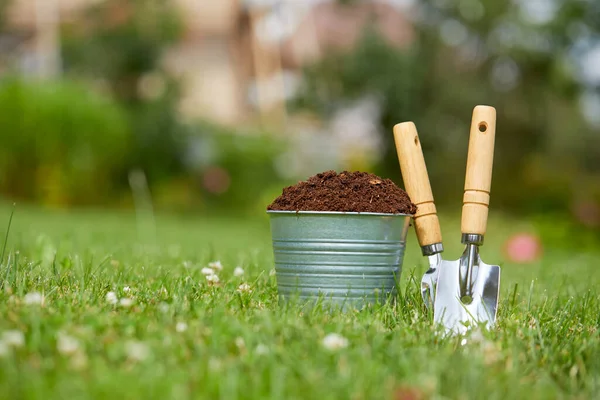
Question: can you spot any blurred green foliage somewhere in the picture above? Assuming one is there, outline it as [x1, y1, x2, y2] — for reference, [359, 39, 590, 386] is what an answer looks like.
[60, 0, 187, 189]
[0, 77, 131, 206]
[61, 0, 182, 105]
[187, 122, 290, 215]
[0, 76, 288, 213]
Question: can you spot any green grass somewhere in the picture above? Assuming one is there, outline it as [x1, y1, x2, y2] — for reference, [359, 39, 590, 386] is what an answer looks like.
[0, 203, 598, 399]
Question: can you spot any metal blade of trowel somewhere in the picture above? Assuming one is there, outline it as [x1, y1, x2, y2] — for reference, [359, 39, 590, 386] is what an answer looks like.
[434, 105, 501, 335]
[393, 122, 445, 309]
[434, 256, 500, 335]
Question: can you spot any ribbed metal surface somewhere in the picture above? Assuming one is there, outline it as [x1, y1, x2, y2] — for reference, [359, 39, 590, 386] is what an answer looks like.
[267, 211, 411, 309]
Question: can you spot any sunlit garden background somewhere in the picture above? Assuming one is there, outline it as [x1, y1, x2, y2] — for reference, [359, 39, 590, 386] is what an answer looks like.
[0, 0, 598, 398]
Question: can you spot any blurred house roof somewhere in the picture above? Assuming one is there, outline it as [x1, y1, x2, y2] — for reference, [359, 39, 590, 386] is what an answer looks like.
[6, 0, 413, 51]
[1, 0, 415, 126]
[173, 0, 241, 37]
[6, 0, 103, 28]
[248, 0, 415, 69]
[282, 2, 414, 68]
[6, 0, 242, 35]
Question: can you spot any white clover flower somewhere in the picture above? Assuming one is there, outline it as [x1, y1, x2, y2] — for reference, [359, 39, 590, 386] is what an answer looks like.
[106, 292, 118, 305]
[2, 330, 25, 348]
[237, 283, 251, 293]
[233, 267, 244, 277]
[255, 344, 269, 355]
[234, 337, 246, 350]
[201, 267, 214, 276]
[208, 357, 222, 371]
[125, 341, 149, 362]
[206, 274, 219, 284]
[123, 286, 131, 293]
[412, 309, 420, 322]
[470, 329, 485, 344]
[176, 322, 188, 333]
[322, 333, 349, 351]
[57, 333, 80, 356]
[158, 302, 170, 313]
[23, 292, 43, 306]
[119, 298, 134, 308]
[208, 261, 223, 271]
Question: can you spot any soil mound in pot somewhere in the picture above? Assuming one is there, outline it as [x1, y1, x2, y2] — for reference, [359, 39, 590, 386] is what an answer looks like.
[267, 170, 417, 214]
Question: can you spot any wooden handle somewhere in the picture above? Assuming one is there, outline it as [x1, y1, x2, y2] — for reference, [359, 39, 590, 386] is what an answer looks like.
[461, 105, 497, 236]
[393, 122, 442, 248]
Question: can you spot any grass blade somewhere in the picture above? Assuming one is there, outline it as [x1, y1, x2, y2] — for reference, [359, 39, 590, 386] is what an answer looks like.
[1, 203, 15, 265]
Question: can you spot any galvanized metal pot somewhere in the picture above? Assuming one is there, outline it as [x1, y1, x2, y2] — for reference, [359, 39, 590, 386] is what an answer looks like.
[267, 211, 411, 310]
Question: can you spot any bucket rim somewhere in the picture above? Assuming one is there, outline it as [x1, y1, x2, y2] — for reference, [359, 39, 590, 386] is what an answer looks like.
[266, 210, 413, 217]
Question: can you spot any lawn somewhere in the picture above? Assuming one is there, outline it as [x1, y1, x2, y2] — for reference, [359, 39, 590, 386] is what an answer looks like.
[0, 202, 598, 399]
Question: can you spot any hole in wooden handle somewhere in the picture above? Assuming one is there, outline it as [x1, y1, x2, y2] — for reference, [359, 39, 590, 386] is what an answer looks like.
[414, 136, 419, 145]
[478, 122, 488, 133]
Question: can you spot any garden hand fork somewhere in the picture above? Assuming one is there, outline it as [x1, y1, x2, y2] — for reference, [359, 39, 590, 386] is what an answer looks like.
[393, 122, 446, 309]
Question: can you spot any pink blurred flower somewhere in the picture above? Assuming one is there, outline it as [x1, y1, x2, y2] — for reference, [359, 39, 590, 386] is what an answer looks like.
[503, 233, 543, 263]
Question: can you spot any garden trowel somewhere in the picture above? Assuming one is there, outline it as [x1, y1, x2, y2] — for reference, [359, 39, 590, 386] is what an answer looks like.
[393, 122, 446, 309]
[433, 105, 501, 335]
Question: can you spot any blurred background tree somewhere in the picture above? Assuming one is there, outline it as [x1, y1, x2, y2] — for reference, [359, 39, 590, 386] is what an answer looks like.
[0, 1, 10, 31]
[292, 0, 600, 222]
[60, 0, 187, 189]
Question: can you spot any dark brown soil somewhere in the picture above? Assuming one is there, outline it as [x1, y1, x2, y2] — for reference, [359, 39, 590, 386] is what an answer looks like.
[267, 170, 417, 214]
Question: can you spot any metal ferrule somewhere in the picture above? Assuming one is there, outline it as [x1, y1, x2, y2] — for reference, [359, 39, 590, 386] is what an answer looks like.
[459, 243, 480, 302]
[461, 233, 484, 246]
[421, 243, 443, 256]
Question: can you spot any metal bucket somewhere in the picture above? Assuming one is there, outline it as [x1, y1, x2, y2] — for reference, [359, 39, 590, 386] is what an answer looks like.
[267, 211, 411, 310]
